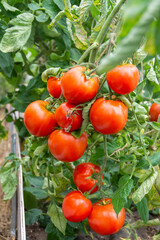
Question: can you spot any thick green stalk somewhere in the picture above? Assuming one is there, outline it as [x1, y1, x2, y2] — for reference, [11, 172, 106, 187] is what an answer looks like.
[78, 42, 99, 64]
[89, 0, 126, 63]
[97, 0, 160, 75]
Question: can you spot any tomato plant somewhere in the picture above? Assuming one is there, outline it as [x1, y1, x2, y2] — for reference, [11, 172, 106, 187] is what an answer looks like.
[106, 64, 139, 95]
[47, 76, 62, 98]
[73, 163, 103, 194]
[48, 130, 87, 162]
[62, 191, 92, 222]
[61, 66, 99, 104]
[89, 98, 128, 134]
[0, 0, 160, 239]
[24, 100, 57, 137]
[55, 102, 83, 131]
[88, 198, 125, 235]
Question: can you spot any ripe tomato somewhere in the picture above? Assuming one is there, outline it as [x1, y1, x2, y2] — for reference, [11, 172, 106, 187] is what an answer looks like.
[61, 66, 99, 104]
[62, 191, 92, 222]
[149, 103, 160, 122]
[55, 102, 83, 132]
[48, 130, 87, 162]
[47, 76, 62, 98]
[73, 163, 103, 194]
[89, 98, 128, 135]
[24, 100, 57, 137]
[88, 198, 125, 235]
[106, 64, 139, 95]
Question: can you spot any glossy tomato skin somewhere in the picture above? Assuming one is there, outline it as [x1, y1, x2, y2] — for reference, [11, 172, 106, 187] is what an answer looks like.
[88, 198, 125, 235]
[55, 102, 83, 131]
[48, 130, 87, 162]
[149, 103, 160, 122]
[62, 191, 92, 222]
[24, 100, 57, 137]
[47, 76, 62, 98]
[61, 66, 99, 104]
[73, 163, 102, 194]
[106, 64, 139, 95]
[89, 98, 128, 135]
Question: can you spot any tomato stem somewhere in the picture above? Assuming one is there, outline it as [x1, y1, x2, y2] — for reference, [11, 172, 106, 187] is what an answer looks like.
[78, 42, 99, 65]
[89, 0, 127, 64]
[129, 94, 152, 168]
[98, 135, 109, 199]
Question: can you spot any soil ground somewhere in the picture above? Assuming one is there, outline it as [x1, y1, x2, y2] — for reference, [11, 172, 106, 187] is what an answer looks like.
[26, 211, 160, 240]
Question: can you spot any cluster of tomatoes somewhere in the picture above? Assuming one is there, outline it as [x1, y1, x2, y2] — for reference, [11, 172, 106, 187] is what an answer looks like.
[24, 64, 141, 235]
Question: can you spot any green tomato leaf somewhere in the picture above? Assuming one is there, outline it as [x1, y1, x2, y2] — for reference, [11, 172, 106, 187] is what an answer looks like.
[147, 66, 159, 84]
[79, 0, 93, 22]
[133, 47, 147, 65]
[24, 186, 48, 200]
[0, 13, 34, 53]
[112, 175, 133, 216]
[133, 102, 147, 115]
[73, 23, 89, 50]
[28, 2, 40, 10]
[25, 208, 42, 225]
[41, 67, 61, 82]
[36, 12, 49, 22]
[132, 168, 158, 204]
[33, 143, 48, 156]
[136, 197, 149, 223]
[42, 0, 60, 19]
[48, 203, 67, 235]
[0, 51, 14, 77]
[1, 0, 20, 12]
[53, 0, 64, 10]
[148, 121, 160, 131]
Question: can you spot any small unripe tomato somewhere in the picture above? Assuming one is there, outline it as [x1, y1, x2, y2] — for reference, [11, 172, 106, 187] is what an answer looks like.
[106, 64, 139, 95]
[62, 191, 92, 222]
[88, 198, 125, 235]
[47, 76, 62, 98]
[149, 103, 160, 122]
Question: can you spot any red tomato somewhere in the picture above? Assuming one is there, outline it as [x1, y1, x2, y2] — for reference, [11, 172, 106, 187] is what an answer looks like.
[73, 163, 103, 194]
[149, 103, 160, 122]
[48, 130, 87, 162]
[47, 76, 62, 98]
[55, 102, 83, 132]
[62, 191, 92, 222]
[24, 100, 57, 137]
[89, 98, 128, 135]
[106, 64, 139, 95]
[61, 66, 99, 104]
[88, 198, 125, 235]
